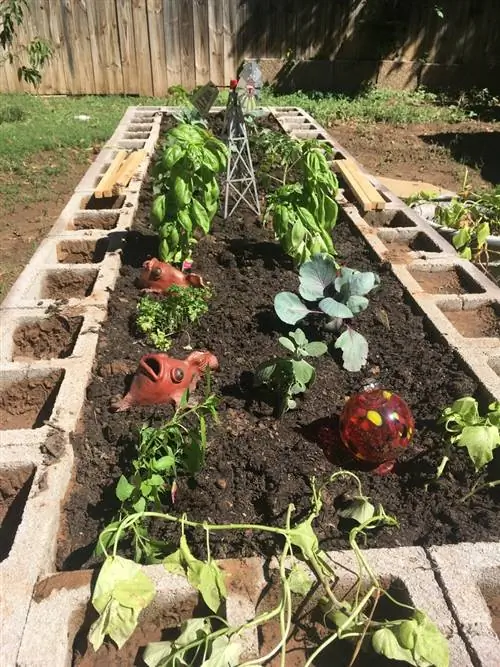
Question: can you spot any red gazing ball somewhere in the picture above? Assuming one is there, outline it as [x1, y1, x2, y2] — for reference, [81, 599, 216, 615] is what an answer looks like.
[339, 389, 414, 465]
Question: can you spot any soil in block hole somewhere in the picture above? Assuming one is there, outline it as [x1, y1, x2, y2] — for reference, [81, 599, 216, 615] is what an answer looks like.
[42, 270, 98, 299]
[72, 597, 201, 666]
[442, 304, 500, 337]
[80, 194, 125, 210]
[71, 212, 119, 231]
[57, 239, 108, 264]
[365, 210, 417, 228]
[409, 266, 485, 294]
[0, 465, 35, 561]
[0, 371, 64, 430]
[13, 315, 83, 360]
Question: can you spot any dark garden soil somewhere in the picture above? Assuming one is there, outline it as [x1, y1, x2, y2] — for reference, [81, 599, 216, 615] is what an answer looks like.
[57, 114, 500, 572]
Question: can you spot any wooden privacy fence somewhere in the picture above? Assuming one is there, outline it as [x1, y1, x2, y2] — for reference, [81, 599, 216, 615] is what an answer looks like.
[1, 0, 500, 96]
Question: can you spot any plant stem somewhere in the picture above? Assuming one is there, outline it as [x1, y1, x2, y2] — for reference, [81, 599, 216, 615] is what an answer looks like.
[461, 478, 500, 502]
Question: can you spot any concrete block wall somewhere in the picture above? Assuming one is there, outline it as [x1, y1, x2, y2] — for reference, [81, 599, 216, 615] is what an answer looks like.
[0, 106, 498, 665]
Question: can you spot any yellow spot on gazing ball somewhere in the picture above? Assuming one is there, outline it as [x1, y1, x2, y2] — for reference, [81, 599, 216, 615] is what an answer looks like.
[383, 390, 392, 399]
[367, 410, 383, 426]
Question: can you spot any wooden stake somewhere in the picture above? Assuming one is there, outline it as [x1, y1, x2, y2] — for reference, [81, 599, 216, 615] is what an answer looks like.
[112, 150, 147, 194]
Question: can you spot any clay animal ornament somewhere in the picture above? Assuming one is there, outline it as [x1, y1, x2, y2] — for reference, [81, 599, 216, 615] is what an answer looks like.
[137, 258, 205, 293]
[111, 351, 218, 411]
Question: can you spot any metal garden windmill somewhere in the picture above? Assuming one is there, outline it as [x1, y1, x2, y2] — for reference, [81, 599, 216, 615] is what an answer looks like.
[222, 61, 262, 219]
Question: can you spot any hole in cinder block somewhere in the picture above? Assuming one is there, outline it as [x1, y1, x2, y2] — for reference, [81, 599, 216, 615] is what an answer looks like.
[13, 315, 83, 360]
[382, 231, 444, 263]
[132, 114, 155, 123]
[70, 212, 120, 231]
[42, 270, 98, 299]
[365, 209, 418, 228]
[56, 239, 109, 264]
[440, 303, 500, 338]
[80, 194, 125, 211]
[0, 465, 36, 562]
[409, 232, 443, 253]
[409, 266, 485, 295]
[71, 592, 205, 665]
[479, 580, 500, 639]
[0, 370, 64, 430]
[128, 123, 153, 132]
[124, 131, 150, 139]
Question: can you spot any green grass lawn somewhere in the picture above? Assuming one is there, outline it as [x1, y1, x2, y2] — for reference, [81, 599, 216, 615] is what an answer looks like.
[0, 87, 474, 210]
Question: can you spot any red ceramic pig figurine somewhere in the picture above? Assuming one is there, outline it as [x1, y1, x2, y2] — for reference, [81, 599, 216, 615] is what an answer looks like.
[138, 258, 205, 293]
[111, 351, 218, 411]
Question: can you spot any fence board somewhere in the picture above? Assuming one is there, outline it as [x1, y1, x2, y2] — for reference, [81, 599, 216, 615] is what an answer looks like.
[1, 0, 500, 95]
[147, 0, 168, 96]
[164, 0, 181, 88]
[132, 0, 153, 95]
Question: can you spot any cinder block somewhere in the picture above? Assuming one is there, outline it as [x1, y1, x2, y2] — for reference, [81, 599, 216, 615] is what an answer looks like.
[428, 543, 500, 667]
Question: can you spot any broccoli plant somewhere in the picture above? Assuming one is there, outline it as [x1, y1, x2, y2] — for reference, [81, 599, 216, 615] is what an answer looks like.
[274, 255, 379, 372]
[254, 328, 327, 416]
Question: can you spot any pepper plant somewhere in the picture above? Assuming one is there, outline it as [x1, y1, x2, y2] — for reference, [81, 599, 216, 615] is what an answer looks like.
[151, 123, 228, 264]
[265, 141, 339, 264]
[90, 472, 449, 667]
[274, 254, 379, 372]
[254, 328, 327, 416]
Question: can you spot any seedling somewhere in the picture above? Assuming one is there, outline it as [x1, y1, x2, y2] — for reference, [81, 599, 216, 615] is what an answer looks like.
[274, 254, 379, 372]
[437, 397, 500, 498]
[136, 285, 211, 351]
[254, 328, 327, 416]
[91, 472, 449, 667]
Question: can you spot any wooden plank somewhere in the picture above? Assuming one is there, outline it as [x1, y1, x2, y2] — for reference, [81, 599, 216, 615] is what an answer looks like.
[207, 0, 224, 86]
[222, 0, 237, 83]
[95, 151, 128, 198]
[117, 0, 139, 93]
[113, 150, 147, 192]
[147, 0, 168, 96]
[132, 0, 153, 95]
[164, 0, 181, 88]
[333, 159, 386, 212]
[192, 0, 210, 86]
[179, 0, 196, 90]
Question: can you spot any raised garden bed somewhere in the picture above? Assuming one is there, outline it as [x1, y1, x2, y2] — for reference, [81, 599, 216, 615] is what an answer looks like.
[57, 113, 499, 575]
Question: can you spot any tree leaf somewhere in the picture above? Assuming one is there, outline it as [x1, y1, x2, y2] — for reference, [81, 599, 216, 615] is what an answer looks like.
[303, 341, 328, 357]
[346, 294, 369, 314]
[287, 564, 313, 596]
[274, 292, 311, 324]
[278, 336, 296, 353]
[334, 329, 369, 372]
[372, 628, 417, 666]
[338, 496, 375, 524]
[456, 424, 500, 471]
[89, 556, 155, 651]
[116, 475, 135, 502]
[318, 297, 352, 319]
[298, 254, 337, 301]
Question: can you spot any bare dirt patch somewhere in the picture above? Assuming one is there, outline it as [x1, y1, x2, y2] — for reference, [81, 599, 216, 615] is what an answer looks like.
[0, 464, 35, 562]
[0, 371, 64, 430]
[43, 270, 98, 300]
[13, 315, 83, 360]
[442, 305, 500, 338]
[56, 239, 108, 264]
[409, 267, 485, 295]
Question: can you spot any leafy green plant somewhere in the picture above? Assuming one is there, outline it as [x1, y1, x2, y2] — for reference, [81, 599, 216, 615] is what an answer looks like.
[264, 141, 339, 264]
[136, 285, 211, 351]
[254, 328, 327, 416]
[99, 390, 219, 564]
[274, 255, 379, 372]
[0, 0, 53, 87]
[91, 471, 449, 667]
[437, 397, 500, 498]
[151, 123, 228, 264]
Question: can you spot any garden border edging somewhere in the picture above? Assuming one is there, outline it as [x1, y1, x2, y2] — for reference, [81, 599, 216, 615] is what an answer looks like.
[0, 106, 498, 666]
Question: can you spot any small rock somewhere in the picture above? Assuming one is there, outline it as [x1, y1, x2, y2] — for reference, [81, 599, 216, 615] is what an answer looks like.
[216, 478, 227, 490]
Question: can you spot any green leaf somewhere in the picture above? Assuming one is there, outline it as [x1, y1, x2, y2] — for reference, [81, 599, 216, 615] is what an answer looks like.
[278, 336, 296, 353]
[274, 292, 311, 324]
[476, 221, 490, 248]
[319, 297, 353, 319]
[452, 226, 471, 251]
[338, 496, 375, 524]
[372, 628, 417, 665]
[291, 219, 306, 247]
[116, 475, 135, 502]
[303, 341, 328, 357]
[298, 254, 337, 301]
[291, 359, 315, 386]
[396, 611, 449, 667]
[153, 455, 176, 472]
[289, 327, 307, 347]
[174, 176, 191, 208]
[288, 519, 319, 559]
[349, 271, 380, 296]
[202, 635, 242, 667]
[89, 556, 155, 650]
[144, 617, 212, 667]
[334, 329, 369, 372]
[456, 424, 500, 471]
[163, 548, 186, 577]
[197, 561, 227, 612]
[287, 564, 313, 596]
[254, 360, 278, 385]
[133, 496, 147, 513]
[447, 397, 480, 424]
[346, 295, 369, 314]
